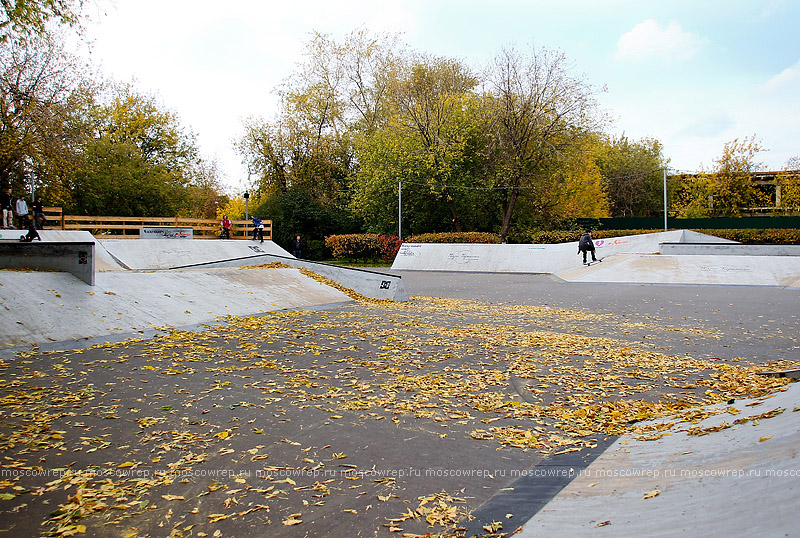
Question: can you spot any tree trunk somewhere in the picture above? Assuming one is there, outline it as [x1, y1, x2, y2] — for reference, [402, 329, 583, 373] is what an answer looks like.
[444, 192, 463, 232]
[498, 188, 520, 242]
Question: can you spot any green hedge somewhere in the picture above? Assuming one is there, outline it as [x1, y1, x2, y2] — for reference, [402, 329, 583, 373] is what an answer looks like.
[692, 228, 800, 244]
[327, 228, 800, 262]
[515, 229, 662, 244]
[405, 232, 501, 244]
[518, 228, 800, 245]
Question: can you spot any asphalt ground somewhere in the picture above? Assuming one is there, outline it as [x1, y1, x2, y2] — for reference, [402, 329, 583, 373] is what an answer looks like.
[1, 271, 798, 538]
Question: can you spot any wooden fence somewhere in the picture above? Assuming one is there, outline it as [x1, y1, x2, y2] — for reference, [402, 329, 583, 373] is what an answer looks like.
[41, 207, 271, 240]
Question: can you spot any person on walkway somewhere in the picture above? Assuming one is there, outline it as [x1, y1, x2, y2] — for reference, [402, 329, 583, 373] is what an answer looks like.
[15, 195, 29, 230]
[251, 217, 264, 243]
[31, 195, 45, 229]
[292, 235, 302, 258]
[578, 230, 597, 265]
[220, 215, 232, 239]
[1, 187, 14, 229]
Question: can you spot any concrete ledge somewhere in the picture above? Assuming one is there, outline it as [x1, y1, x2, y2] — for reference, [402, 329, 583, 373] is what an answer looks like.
[172, 254, 409, 302]
[0, 241, 95, 285]
[660, 243, 800, 256]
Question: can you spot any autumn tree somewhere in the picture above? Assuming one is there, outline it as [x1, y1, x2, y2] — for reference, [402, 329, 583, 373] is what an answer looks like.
[0, 34, 85, 201]
[386, 56, 483, 232]
[776, 156, 800, 212]
[482, 46, 605, 240]
[1, 0, 86, 43]
[69, 83, 204, 216]
[675, 135, 768, 217]
[596, 135, 666, 217]
[238, 30, 399, 204]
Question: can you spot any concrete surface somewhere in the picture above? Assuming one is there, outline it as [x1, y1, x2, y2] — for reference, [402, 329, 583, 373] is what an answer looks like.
[53, 233, 406, 299]
[98, 237, 291, 270]
[181, 254, 409, 302]
[391, 230, 731, 274]
[0, 240, 95, 285]
[392, 230, 800, 288]
[1, 263, 798, 537]
[0, 267, 351, 347]
[660, 242, 800, 256]
[518, 382, 800, 537]
[557, 253, 800, 287]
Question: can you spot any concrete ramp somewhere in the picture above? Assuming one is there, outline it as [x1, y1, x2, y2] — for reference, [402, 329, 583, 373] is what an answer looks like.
[0, 267, 351, 347]
[519, 381, 800, 537]
[177, 255, 409, 302]
[558, 253, 800, 287]
[391, 230, 732, 274]
[99, 238, 292, 270]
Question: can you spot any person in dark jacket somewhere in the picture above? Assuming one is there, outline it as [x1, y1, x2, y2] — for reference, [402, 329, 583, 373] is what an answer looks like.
[20, 217, 40, 242]
[292, 235, 302, 258]
[578, 230, 597, 264]
[31, 196, 45, 229]
[251, 217, 264, 243]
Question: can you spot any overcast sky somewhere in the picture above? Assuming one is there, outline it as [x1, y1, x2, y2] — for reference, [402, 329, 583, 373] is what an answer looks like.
[79, 0, 800, 192]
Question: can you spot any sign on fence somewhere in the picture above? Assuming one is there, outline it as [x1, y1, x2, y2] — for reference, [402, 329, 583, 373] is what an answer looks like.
[140, 227, 193, 239]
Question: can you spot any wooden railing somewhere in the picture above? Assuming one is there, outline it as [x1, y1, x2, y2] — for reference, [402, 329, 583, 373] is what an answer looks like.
[41, 207, 272, 240]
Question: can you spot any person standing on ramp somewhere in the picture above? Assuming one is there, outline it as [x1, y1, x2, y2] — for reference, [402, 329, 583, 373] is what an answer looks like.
[578, 230, 597, 265]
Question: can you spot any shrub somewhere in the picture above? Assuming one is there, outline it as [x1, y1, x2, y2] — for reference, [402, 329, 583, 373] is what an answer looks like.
[515, 228, 800, 245]
[325, 234, 402, 262]
[693, 228, 800, 244]
[406, 232, 500, 244]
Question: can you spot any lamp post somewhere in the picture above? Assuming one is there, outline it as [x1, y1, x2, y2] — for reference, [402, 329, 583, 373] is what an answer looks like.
[663, 168, 668, 231]
[398, 180, 402, 240]
[244, 190, 249, 221]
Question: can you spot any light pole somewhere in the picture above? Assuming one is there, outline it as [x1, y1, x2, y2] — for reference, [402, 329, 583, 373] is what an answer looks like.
[244, 190, 250, 239]
[663, 168, 668, 231]
[398, 180, 402, 240]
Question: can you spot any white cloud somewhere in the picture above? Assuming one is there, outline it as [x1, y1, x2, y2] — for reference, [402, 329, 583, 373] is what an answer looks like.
[758, 59, 800, 96]
[614, 19, 707, 62]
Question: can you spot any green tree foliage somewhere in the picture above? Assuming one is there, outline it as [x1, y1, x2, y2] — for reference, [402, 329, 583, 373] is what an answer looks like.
[254, 188, 357, 259]
[69, 83, 203, 216]
[596, 135, 666, 217]
[1, 0, 85, 43]
[350, 56, 490, 235]
[388, 56, 483, 231]
[0, 34, 83, 199]
[482, 46, 606, 240]
[237, 30, 402, 204]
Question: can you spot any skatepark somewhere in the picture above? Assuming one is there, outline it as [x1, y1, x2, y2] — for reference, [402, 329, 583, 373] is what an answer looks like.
[1, 229, 799, 537]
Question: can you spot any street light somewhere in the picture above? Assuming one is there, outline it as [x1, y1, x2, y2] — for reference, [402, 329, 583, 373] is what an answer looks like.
[244, 190, 249, 221]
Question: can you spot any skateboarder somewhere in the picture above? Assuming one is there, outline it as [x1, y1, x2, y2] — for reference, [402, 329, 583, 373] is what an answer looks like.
[251, 217, 264, 243]
[20, 218, 40, 242]
[578, 230, 597, 265]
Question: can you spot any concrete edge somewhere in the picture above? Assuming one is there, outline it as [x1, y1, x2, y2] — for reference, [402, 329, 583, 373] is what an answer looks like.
[171, 254, 409, 302]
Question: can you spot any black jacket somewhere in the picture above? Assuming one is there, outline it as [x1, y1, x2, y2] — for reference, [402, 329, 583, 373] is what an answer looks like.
[578, 233, 594, 251]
